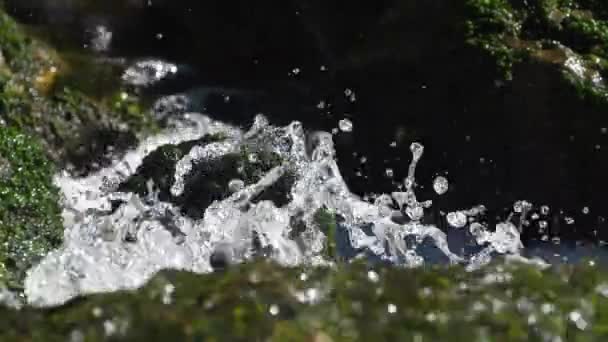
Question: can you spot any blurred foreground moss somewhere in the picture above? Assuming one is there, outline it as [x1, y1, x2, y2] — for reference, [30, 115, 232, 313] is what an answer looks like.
[2, 260, 608, 341]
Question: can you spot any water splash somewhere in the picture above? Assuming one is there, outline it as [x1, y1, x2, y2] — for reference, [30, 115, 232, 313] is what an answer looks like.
[25, 111, 525, 307]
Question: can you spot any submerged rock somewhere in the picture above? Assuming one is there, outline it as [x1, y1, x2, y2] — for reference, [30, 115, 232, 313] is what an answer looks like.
[119, 129, 291, 219]
[4, 260, 608, 341]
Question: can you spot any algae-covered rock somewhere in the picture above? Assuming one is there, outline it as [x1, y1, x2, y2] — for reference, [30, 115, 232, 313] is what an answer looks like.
[0, 127, 62, 289]
[465, 0, 608, 100]
[2, 260, 608, 341]
[119, 132, 289, 219]
[0, 7, 155, 174]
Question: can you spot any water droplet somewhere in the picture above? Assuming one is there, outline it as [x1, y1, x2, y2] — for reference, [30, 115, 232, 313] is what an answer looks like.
[406, 205, 425, 221]
[582, 207, 590, 215]
[433, 176, 449, 195]
[228, 179, 245, 193]
[385, 168, 394, 178]
[541, 205, 550, 215]
[569, 311, 588, 331]
[387, 303, 397, 314]
[292, 68, 301, 75]
[269, 304, 280, 316]
[92, 307, 103, 318]
[447, 211, 467, 228]
[367, 270, 379, 283]
[410, 143, 424, 161]
[248, 153, 259, 163]
[565, 217, 575, 225]
[596, 283, 608, 297]
[344, 88, 353, 97]
[338, 119, 353, 132]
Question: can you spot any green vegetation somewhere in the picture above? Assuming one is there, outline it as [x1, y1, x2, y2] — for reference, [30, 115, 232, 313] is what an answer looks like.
[465, 0, 608, 103]
[0, 127, 62, 289]
[2, 260, 608, 341]
[120, 133, 285, 218]
[0, 7, 155, 166]
[0, 6, 157, 286]
[314, 208, 338, 260]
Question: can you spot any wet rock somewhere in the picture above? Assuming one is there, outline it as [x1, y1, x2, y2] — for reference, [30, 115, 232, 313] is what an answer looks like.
[119, 132, 290, 219]
[2, 260, 608, 340]
[0, 8, 156, 175]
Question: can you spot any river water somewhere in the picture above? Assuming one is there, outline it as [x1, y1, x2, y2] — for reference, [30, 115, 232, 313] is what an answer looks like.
[4, 1, 608, 306]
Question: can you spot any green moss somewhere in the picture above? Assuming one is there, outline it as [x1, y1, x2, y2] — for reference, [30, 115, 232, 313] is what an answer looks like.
[0, 127, 62, 289]
[119, 133, 288, 218]
[313, 208, 338, 260]
[120, 133, 227, 198]
[0, 7, 156, 167]
[465, 0, 608, 101]
[3, 260, 608, 340]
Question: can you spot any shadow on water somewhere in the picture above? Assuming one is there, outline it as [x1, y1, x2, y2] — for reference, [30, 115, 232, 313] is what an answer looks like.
[7, 0, 608, 248]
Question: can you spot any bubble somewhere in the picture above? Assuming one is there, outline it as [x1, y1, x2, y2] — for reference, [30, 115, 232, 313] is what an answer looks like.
[582, 207, 590, 215]
[433, 176, 449, 195]
[447, 211, 467, 228]
[338, 119, 353, 132]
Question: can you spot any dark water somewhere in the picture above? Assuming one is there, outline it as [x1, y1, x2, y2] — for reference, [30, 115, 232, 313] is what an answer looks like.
[7, 0, 608, 247]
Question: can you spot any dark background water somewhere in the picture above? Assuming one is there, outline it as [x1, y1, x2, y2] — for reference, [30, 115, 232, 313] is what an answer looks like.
[7, 0, 608, 246]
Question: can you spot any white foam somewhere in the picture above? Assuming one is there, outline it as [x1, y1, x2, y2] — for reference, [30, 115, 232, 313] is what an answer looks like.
[25, 113, 525, 307]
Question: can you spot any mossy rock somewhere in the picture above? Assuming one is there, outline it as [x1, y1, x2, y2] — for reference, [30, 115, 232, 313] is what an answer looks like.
[465, 0, 608, 101]
[0, 127, 62, 290]
[119, 133, 288, 219]
[0, 7, 156, 174]
[2, 260, 608, 340]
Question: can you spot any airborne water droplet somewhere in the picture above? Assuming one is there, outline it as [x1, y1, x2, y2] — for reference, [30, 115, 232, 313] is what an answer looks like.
[447, 211, 467, 228]
[433, 176, 449, 195]
[269, 304, 280, 316]
[338, 119, 353, 132]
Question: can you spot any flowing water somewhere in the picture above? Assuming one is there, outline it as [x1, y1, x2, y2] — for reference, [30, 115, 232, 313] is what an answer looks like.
[20, 69, 540, 305]
[3, 3, 608, 312]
